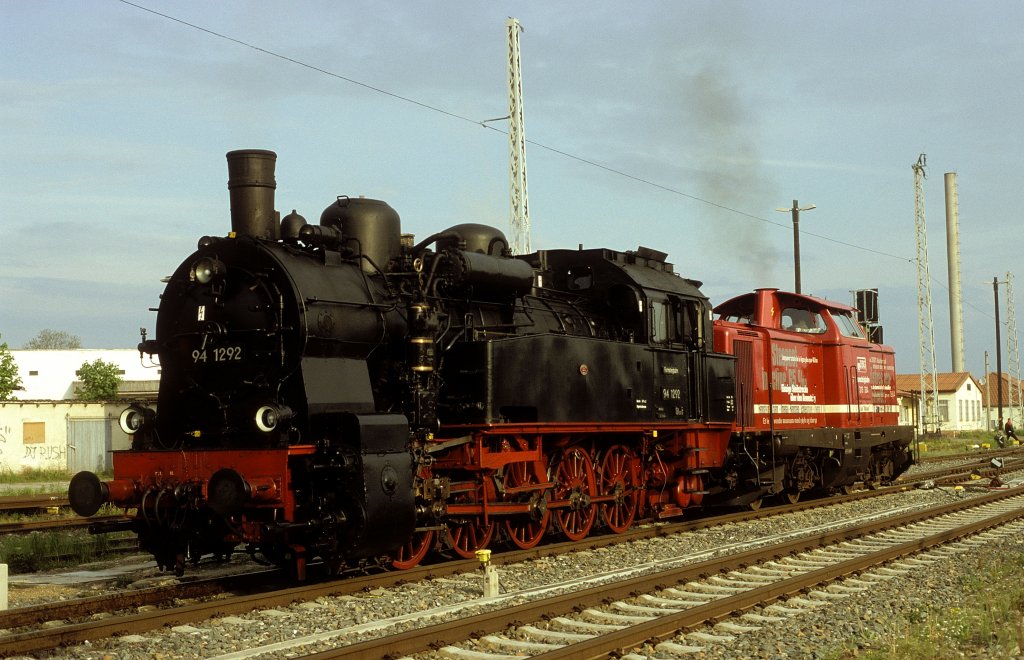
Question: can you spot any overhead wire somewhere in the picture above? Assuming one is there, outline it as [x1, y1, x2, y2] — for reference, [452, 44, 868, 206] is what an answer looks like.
[124, 0, 1016, 329]
[118, 0, 915, 267]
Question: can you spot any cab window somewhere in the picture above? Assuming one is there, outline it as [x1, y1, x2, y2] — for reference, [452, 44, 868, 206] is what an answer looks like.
[717, 297, 754, 324]
[720, 311, 751, 324]
[650, 300, 669, 344]
[834, 311, 866, 338]
[673, 297, 703, 347]
[781, 307, 825, 334]
[567, 266, 592, 290]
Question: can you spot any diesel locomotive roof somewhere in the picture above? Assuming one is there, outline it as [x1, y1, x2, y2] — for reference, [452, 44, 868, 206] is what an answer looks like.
[714, 288, 858, 316]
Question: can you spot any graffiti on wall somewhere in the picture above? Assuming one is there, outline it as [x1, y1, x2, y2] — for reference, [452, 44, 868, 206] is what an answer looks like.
[24, 444, 67, 462]
[0, 425, 12, 476]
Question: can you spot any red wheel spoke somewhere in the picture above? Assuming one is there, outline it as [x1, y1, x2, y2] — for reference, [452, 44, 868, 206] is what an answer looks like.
[502, 436, 550, 550]
[446, 479, 495, 559]
[390, 529, 434, 570]
[599, 444, 637, 534]
[552, 446, 596, 541]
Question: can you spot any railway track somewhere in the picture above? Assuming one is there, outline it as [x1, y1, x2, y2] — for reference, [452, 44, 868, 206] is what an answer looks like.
[301, 486, 1024, 659]
[0, 514, 125, 536]
[0, 493, 70, 513]
[2, 472, 1016, 657]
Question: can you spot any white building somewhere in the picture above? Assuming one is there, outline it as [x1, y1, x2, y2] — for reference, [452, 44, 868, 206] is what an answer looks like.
[0, 400, 133, 473]
[0, 350, 159, 474]
[896, 372, 985, 434]
[10, 349, 159, 400]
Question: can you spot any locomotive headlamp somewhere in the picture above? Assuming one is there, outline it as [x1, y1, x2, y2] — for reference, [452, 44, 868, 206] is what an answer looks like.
[191, 257, 226, 285]
[255, 404, 294, 432]
[118, 405, 155, 435]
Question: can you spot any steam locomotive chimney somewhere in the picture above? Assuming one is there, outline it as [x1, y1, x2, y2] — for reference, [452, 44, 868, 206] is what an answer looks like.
[226, 149, 279, 239]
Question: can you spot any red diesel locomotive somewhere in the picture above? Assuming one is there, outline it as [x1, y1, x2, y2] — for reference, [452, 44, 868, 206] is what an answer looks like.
[714, 288, 907, 506]
[68, 150, 913, 577]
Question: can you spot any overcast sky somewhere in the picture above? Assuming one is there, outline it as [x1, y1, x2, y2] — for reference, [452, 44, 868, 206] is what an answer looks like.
[2, 1, 1022, 378]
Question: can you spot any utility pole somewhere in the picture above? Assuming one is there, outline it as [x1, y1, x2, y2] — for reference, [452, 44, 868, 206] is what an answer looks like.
[776, 200, 815, 294]
[913, 154, 940, 434]
[985, 351, 991, 431]
[506, 17, 530, 255]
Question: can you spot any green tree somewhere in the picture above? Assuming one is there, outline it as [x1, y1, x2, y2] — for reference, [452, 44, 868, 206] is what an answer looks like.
[75, 359, 123, 400]
[0, 334, 24, 400]
[24, 329, 82, 350]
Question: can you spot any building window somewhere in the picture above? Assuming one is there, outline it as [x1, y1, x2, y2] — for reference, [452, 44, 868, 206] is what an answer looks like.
[29, 370, 38, 376]
[959, 400, 964, 422]
[938, 401, 949, 422]
[23, 421, 45, 444]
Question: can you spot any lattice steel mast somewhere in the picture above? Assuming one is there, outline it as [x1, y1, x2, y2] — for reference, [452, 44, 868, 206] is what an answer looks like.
[506, 17, 530, 255]
[913, 155, 940, 433]
[1007, 271, 1022, 425]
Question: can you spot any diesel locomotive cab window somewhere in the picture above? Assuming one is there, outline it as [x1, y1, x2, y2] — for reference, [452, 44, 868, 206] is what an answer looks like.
[719, 311, 751, 324]
[717, 297, 754, 325]
[781, 307, 825, 334]
[834, 311, 867, 339]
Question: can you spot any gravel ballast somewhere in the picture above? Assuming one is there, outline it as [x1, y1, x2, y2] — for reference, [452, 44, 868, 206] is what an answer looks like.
[9, 481, 1021, 659]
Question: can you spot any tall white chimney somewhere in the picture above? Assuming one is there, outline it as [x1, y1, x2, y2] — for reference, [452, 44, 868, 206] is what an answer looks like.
[945, 172, 965, 372]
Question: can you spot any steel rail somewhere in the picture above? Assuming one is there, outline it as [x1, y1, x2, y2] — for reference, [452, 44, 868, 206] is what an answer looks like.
[540, 497, 1024, 658]
[0, 494, 70, 511]
[0, 514, 125, 536]
[4, 475, 1015, 654]
[302, 486, 1024, 659]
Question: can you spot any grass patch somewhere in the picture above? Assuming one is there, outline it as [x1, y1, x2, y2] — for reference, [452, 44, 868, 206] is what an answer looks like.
[0, 468, 74, 484]
[916, 430, 1015, 457]
[0, 468, 112, 496]
[847, 551, 1024, 658]
[0, 484, 71, 497]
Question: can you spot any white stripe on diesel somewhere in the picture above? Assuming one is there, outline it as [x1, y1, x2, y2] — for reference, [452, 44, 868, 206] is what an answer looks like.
[753, 404, 900, 415]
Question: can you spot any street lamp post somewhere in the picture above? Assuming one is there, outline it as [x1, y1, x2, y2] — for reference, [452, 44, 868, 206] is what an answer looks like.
[776, 200, 815, 294]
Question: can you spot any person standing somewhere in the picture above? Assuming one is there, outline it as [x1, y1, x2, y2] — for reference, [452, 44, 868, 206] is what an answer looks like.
[1005, 418, 1019, 444]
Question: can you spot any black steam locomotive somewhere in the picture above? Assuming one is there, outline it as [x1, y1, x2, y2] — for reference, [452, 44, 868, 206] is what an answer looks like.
[69, 150, 911, 577]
